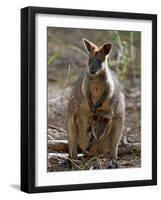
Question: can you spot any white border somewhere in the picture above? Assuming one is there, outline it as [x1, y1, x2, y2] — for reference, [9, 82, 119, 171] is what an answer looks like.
[35, 14, 152, 187]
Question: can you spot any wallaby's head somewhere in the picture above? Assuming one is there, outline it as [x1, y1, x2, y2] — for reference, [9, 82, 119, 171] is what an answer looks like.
[82, 38, 112, 76]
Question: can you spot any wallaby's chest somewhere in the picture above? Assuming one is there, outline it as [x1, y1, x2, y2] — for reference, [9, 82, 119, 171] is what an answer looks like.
[88, 79, 111, 112]
[88, 79, 104, 102]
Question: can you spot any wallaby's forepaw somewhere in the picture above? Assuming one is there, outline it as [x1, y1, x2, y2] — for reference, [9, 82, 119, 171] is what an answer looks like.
[95, 101, 102, 108]
[90, 105, 96, 113]
[107, 159, 118, 169]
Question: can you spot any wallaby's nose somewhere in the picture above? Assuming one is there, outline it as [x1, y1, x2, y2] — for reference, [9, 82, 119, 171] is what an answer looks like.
[89, 57, 102, 75]
[89, 64, 97, 74]
[90, 67, 96, 74]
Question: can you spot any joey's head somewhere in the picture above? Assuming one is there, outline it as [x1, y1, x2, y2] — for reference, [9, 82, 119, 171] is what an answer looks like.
[82, 38, 112, 76]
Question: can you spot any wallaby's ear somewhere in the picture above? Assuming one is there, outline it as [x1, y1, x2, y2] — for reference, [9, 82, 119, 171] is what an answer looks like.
[82, 38, 97, 53]
[101, 43, 112, 56]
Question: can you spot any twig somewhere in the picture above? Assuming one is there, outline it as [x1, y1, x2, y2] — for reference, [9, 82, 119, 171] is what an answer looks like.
[48, 96, 62, 104]
[48, 124, 66, 133]
[81, 156, 90, 170]
[48, 153, 69, 159]
[86, 156, 99, 165]
[67, 157, 84, 170]
[64, 64, 71, 87]
[48, 139, 68, 144]
[48, 134, 55, 140]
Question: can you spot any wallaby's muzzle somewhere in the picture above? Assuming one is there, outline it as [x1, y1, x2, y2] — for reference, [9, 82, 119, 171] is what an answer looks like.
[88, 57, 103, 75]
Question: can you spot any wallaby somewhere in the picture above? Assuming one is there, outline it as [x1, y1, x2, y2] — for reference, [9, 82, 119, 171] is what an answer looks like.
[67, 38, 125, 168]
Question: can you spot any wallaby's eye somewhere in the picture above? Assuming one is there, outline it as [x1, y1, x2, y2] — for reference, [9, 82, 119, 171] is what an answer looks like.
[96, 58, 102, 66]
[88, 58, 92, 65]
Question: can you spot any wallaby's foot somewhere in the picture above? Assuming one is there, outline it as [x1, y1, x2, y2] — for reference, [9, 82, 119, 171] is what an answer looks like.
[61, 159, 72, 169]
[107, 159, 118, 169]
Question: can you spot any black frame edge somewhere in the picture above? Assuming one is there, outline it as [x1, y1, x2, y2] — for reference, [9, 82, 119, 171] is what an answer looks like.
[21, 7, 30, 193]
[33, 180, 155, 193]
[21, 7, 36, 193]
[152, 14, 157, 185]
[23, 6, 157, 19]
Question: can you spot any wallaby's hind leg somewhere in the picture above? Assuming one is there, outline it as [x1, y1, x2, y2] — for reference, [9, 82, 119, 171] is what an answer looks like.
[67, 116, 78, 160]
[76, 115, 91, 152]
[108, 117, 124, 169]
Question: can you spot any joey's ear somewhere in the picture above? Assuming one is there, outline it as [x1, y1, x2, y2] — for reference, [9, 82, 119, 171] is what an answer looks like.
[82, 38, 97, 53]
[100, 43, 112, 56]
